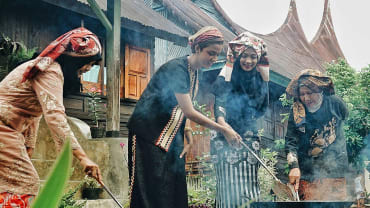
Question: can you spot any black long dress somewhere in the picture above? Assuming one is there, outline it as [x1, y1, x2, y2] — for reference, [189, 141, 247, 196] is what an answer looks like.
[211, 63, 269, 208]
[127, 56, 198, 208]
[285, 95, 349, 181]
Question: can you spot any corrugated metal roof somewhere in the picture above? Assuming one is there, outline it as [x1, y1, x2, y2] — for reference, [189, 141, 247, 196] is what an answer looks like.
[151, 3, 191, 70]
[192, 0, 232, 31]
[41, 0, 190, 45]
[158, 0, 236, 45]
[154, 37, 191, 70]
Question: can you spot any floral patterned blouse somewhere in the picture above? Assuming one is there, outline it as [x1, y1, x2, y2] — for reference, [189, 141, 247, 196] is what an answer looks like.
[0, 60, 82, 195]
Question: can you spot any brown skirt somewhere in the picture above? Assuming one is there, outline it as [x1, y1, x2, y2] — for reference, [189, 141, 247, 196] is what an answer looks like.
[299, 178, 347, 201]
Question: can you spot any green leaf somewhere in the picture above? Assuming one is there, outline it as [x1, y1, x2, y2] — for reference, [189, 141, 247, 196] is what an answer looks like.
[32, 140, 72, 208]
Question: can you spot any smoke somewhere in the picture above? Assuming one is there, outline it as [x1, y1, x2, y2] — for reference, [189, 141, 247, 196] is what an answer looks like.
[361, 134, 370, 165]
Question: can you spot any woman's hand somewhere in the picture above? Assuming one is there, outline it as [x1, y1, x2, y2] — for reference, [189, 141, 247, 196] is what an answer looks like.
[26, 147, 34, 158]
[180, 142, 192, 158]
[73, 148, 102, 184]
[181, 124, 193, 159]
[217, 116, 232, 129]
[289, 168, 301, 191]
[222, 126, 242, 147]
[80, 157, 102, 184]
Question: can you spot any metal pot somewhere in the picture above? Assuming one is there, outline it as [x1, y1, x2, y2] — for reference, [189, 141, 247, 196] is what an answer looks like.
[250, 201, 354, 208]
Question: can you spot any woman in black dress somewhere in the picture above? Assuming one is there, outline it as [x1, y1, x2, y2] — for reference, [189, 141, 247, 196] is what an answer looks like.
[285, 69, 349, 200]
[211, 32, 269, 207]
[127, 26, 242, 208]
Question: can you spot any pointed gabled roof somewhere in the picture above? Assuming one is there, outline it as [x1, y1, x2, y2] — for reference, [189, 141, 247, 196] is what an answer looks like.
[310, 0, 345, 62]
[258, 0, 325, 79]
[211, 0, 324, 80]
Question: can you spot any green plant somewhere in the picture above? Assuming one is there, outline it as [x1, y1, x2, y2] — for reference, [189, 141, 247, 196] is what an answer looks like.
[80, 175, 103, 200]
[120, 142, 128, 166]
[274, 138, 285, 150]
[82, 175, 100, 189]
[279, 93, 293, 123]
[0, 34, 37, 81]
[325, 59, 369, 169]
[258, 148, 278, 201]
[58, 182, 86, 208]
[192, 101, 213, 136]
[86, 87, 106, 127]
[187, 154, 216, 207]
[31, 140, 72, 208]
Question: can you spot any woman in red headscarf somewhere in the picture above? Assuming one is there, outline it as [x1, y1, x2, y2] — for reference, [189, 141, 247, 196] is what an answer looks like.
[0, 27, 102, 207]
[127, 26, 242, 208]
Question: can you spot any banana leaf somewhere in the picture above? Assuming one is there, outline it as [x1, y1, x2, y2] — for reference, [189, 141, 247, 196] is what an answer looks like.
[31, 140, 72, 208]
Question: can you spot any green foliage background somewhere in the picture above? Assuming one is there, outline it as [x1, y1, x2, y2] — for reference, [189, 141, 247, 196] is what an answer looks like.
[325, 59, 369, 169]
[0, 34, 37, 81]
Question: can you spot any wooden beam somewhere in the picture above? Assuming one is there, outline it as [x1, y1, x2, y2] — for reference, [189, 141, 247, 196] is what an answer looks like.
[86, 0, 112, 32]
[105, 0, 121, 137]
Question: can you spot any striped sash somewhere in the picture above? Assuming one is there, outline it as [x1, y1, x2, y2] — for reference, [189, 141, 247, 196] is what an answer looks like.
[155, 64, 198, 151]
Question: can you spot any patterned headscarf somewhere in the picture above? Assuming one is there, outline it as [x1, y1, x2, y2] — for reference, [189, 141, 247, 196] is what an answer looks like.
[22, 27, 102, 82]
[188, 26, 224, 51]
[219, 32, 269, 82]
[286, 69, 335, 126]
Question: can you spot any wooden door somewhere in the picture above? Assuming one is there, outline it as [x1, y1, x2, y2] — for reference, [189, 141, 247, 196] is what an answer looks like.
[124, 45, 150, 100]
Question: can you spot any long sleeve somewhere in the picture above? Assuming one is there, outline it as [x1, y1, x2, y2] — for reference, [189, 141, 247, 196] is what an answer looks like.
[31, 64, 82, 151]
[23, 116, 41, 149]
[213, 76, 230, 120]
[285, 110, 299, 169]
[333, 95, 349, 120]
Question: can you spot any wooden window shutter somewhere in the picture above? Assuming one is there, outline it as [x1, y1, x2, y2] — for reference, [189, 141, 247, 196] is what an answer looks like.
[124, 45, 151, 100]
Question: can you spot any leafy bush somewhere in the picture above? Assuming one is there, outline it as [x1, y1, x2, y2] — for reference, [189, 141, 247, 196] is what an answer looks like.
[258, 148, 279, 201]
[187, 154, 216, 208]
[325, 59, 369, 169]
[0, 34, 37, 81]
[86, 87, 106, 127]
[58, 182, 86, 208]
[192, 101, 213, 136]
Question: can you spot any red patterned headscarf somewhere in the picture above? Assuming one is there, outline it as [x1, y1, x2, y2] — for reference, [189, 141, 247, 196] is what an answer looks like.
[219, 31, 269, 82]
[22, 27, 102, 82]
[188, 26, 224, 51]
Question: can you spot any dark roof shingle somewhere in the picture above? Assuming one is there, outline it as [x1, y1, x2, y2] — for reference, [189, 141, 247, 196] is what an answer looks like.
[42, 0, 190, 45]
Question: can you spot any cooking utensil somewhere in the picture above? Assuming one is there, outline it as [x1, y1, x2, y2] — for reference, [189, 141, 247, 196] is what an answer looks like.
[239, 140, 299, 201]
[96, 180, 123, 208]
[250, 201, 354, 208]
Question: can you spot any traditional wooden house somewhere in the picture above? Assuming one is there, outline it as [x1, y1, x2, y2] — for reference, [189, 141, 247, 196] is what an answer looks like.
[0, 0, 190, 137]
[1, 0, 346, 182]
